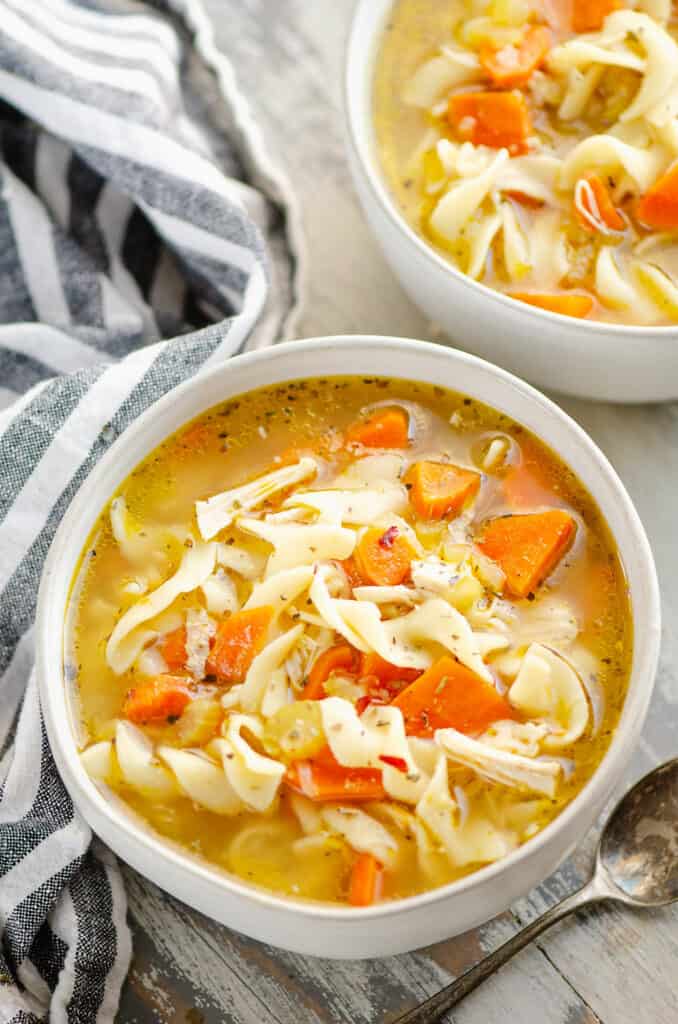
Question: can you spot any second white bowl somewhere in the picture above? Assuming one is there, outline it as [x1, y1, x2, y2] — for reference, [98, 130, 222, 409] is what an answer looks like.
[344, 0, 678, 403]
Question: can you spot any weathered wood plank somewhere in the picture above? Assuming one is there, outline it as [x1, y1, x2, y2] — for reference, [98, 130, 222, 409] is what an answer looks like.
[118, 864, 599, 1024]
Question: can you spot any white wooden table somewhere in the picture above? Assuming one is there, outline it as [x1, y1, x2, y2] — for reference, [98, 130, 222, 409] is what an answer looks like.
[116, 3, 678, 1020]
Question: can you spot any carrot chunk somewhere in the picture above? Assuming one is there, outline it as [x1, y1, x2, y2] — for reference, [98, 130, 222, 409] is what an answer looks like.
[205, 606, 274, 682]
[575, 173, 625, 233]
[505, 190, 544, 209]
[359, 651, 420, 688]
[391, 655, 515, 738]
[349, 853, 384, 907]
[341, 557, 368, 589]
[405, 460, 480, 520]
[353, 525, 416, 586]
[477, 510, 576, 598]
[346, 408, 409, 449]
[304, 643, 358, 700]
[508, 292, 594, 318]
[480, 26, 551, 88]
[356, 653, 420, 709]
[123, 674, 192, 724]
[572, 0, 620, 32]
[285, 747, 386, 802]
[448, 91, 531, 154]
[159, 626, 187, 671]
[637, 162, 678, 230]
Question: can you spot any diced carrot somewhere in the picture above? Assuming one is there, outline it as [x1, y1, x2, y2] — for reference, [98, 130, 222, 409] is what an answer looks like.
[505, 190, 544, 209]
[391, 655, 516, 738]
[346, 408, 409, 449]
[285, 747, 386, 802]
[448, 91, 532, 155]
[575, 173, 625, 233]
[205, 606, 274, 682]
[359, 651, 420, 688]
[304, 644, 358, 700]
[405, 460, 481, 520]
[341, 557, 368, 589]
[353, 526, 416, 586]
[349, 853, 384, 907]
[123, 674, 192, 724]
[356, 655, 420, 709]
[637, 161, 678, 230]
[477, 510, 576, 598]
[572, 0, 620, 32]
[480, 26, 551, 88]
[508, 292, 594, 318]
[159, 626, 187, 672]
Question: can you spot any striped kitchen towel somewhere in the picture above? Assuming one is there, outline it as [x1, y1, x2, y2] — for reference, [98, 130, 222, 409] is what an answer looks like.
[0, 1, 300, 1021]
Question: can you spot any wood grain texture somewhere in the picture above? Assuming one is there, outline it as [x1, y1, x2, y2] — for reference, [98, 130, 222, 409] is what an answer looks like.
[116, 1, 678, 1020]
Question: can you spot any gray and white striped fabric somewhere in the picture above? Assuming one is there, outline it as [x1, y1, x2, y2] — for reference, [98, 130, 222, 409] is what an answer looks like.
[0, 2, 298, 1020]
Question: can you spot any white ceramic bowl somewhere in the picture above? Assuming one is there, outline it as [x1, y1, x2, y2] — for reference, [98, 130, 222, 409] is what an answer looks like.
[344, 0, 678, 403]
[37, 337, 660, 958]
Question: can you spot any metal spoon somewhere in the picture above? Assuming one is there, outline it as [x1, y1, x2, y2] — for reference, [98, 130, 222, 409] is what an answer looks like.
[395, 758, 678, 1024]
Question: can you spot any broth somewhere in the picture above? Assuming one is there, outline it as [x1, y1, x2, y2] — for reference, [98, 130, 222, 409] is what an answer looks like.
[71, 377, 632, 905]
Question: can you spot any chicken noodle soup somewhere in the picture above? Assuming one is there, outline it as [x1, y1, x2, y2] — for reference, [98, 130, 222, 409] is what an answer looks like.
[374, 0, 678, 324]
[72, 377, 631, 906]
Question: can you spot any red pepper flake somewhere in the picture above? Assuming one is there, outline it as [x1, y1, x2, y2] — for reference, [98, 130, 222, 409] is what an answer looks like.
[378, 525, 399, 549]
[356, 692, 387, 716]
[379, 754, 408, 774]
[355, 696, 371, 716]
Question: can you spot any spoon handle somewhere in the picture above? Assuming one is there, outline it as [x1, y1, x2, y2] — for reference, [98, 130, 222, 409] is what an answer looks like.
[393, 878, 605, 1024]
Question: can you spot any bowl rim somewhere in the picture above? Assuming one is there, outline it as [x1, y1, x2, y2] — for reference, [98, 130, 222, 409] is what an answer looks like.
[344, 0, 678, 340]
[37, 335, 661, 922]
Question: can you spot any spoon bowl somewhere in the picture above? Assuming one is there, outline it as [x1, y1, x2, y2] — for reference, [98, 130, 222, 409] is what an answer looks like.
[599, 758, 678, 908]
[396, 758, 678, 1023]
